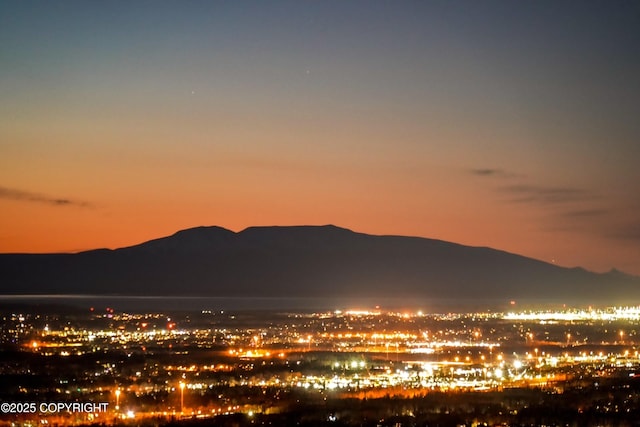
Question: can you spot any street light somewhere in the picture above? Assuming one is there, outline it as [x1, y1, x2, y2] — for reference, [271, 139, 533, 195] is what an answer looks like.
[470, 330, 480, 345]
[115, 389, 120, 411]
[179, 382, 185, 414]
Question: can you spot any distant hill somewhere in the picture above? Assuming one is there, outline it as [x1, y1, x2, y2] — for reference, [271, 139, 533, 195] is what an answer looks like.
[0, 225, 638, 303]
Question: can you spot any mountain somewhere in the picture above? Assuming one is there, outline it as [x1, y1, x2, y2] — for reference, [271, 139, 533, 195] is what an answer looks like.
[0, 225, 638, 303]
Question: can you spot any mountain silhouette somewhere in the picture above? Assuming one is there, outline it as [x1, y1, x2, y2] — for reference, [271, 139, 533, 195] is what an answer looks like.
[0, 225, 638, 303]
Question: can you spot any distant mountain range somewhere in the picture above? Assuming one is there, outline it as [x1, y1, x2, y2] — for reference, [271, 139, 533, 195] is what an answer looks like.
[1, 225, 638, 303]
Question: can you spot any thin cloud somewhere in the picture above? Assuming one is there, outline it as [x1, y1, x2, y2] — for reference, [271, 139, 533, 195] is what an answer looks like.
[545, 208, 640, 244]
[606, 222, 640, 242]
[474, 170, 638, 250]
[561, 209, 609, 218]
[500, 184, 595, 204]
[471, 168, 502, 176]
[470, 168, 518, 178]
[542, 209, 609, 234]
[0, 186, 91, 208]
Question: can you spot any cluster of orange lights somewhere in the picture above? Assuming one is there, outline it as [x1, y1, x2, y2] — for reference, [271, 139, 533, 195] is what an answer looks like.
[227, 349, 285, 358]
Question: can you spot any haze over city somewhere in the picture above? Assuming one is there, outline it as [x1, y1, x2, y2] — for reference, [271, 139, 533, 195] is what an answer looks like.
[1, 1, 639, 275]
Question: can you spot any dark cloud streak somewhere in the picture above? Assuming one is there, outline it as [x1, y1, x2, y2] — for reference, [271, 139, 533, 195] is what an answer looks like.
[0, 186, 91, 208]
[470, 168, 519, 179]
[471, 168, 502, 176]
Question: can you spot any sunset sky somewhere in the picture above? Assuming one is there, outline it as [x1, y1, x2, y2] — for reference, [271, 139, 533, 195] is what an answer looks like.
[1, 1, 639, 275]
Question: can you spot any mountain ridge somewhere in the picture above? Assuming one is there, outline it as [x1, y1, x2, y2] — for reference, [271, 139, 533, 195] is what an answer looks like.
[0, 225, 638, 303]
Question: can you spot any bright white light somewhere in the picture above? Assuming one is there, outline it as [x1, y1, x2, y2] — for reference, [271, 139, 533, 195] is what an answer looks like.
[504, 306, 640, 321]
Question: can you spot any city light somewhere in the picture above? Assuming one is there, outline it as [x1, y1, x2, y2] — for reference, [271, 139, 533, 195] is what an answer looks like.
[5, 305, 640, 425]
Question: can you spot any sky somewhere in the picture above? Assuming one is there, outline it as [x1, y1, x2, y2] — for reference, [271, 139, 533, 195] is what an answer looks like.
[1, 1, 639, 275]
